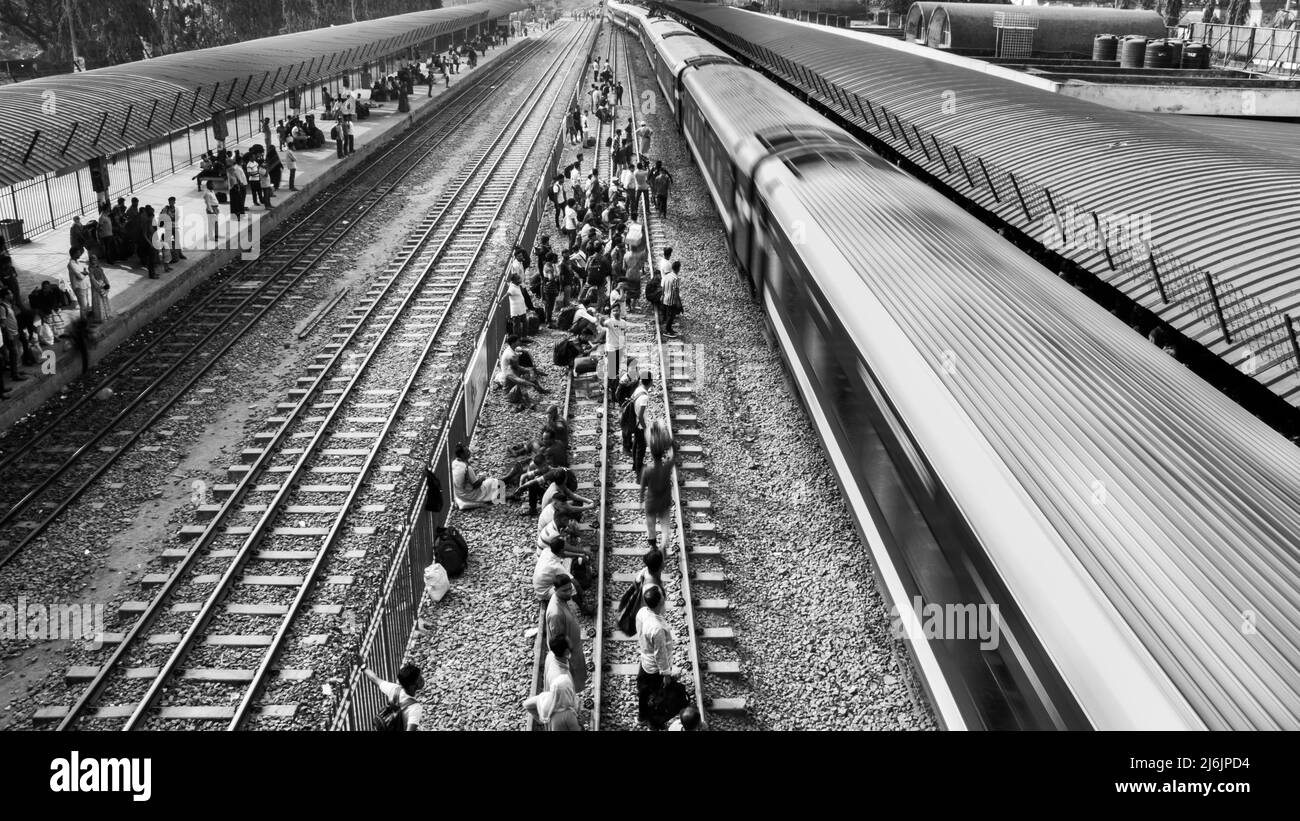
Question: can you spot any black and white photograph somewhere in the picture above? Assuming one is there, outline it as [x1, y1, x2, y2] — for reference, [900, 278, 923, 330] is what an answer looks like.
[0, 0, 1287, 805]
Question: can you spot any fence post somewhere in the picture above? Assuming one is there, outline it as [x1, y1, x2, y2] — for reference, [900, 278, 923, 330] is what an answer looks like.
[1008, 172, 1032, 222]
[1148, 252, 1168, 303]
[1205, 270, 1231, 343]
[1287, 316, 1300, 376]
[44, 174, 56, 232]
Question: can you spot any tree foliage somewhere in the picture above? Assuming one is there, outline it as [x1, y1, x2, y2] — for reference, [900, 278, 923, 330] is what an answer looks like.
[0, 0, 445, 74]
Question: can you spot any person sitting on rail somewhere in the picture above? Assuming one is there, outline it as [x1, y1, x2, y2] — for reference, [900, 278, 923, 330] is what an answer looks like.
[542, 404, 569, 447]
[570, 296, 600, 340]
[546, 575, 589, 689]
[542, 634, 573, 694]
[524, 467, 594, 519]
[451, 442, 506, 510]
[536, 428, 568, 470]
[507, 453, 551, 517]
[524, 667, 581, 732]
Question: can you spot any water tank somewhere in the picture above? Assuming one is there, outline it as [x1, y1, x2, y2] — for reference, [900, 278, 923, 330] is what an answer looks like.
[1144, 39, 1175, 68]
[1093, 34, 1119, 61]
[1165, 38, 1184, 67]
[1182, 41, 1211, 69]
[1119, 35, 1148, 68]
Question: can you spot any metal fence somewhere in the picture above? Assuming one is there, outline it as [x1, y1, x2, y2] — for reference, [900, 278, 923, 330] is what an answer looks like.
[1193, 23, 1300, 76]
[329, 26, 596, 731]
[0, 34, 479, 241]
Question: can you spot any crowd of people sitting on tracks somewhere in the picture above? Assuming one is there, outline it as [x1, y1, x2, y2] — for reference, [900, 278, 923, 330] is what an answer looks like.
[427, 143, 697, 730]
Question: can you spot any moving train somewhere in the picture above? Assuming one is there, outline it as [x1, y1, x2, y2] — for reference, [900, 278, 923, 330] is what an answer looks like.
[608, 0, 1300, 730]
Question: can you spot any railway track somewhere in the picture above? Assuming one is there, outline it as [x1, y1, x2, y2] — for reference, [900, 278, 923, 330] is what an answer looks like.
[524, 19, 618, 730]
[0, 36, 553, 569]
[526, 21, 748, 729]
[35, 21, 594, 730]
[589, 24, 745, 730]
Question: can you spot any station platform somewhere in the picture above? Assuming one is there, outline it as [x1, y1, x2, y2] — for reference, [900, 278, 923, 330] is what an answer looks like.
[0, 37, 525, 428]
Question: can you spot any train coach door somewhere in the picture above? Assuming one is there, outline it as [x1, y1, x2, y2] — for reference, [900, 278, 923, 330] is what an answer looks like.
[734, 188, 758, 297]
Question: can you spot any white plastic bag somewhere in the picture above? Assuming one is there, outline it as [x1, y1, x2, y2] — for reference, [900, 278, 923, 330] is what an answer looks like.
[424, 561, 451, 602]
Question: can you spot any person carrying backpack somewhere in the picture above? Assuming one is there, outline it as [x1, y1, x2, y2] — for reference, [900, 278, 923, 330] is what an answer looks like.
[363, 662, 424, 731]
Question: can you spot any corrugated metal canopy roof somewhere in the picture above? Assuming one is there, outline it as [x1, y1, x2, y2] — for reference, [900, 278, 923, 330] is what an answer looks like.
[665, 1, 1300, 406]
[0, 0, 526, 187]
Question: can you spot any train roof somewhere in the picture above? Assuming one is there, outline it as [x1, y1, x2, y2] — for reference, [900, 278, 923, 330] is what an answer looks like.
[654, 29, 735, 68]
[754, 151, 1300, 730]
[681, 62, 853, 168]
[646, 17, 695, 38]
[662, 1, 1300, 408]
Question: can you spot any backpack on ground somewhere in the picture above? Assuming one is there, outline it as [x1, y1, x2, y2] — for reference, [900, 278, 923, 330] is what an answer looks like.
[647, 680, 689, 729]
[373, 691, 414, 732]
[573, 355, 597, 376]
[526, 310, 542, 335]
[423, 468, 444, 513]
[585, 136, 596, 148]
[434, 525, 469, 577]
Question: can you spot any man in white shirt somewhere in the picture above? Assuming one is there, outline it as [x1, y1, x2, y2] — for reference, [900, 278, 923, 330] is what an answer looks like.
[533, 538, 570, 598]
[636, 586, 673, 722]
[603, 302, 629, 394]
[563, 200, 579, 249]
[361, 662, 424, 731]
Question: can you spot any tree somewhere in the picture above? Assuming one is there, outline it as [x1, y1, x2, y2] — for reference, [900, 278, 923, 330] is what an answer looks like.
[1, 0, 444, 74]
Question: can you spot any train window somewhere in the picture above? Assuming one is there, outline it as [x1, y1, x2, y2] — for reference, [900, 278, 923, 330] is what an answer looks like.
[765, 240, 785, 301]
[856, 359, 936, 498]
